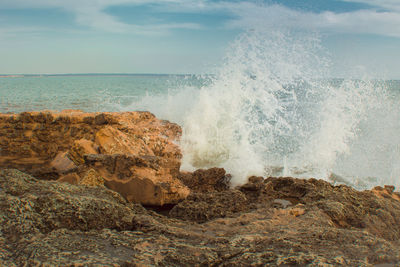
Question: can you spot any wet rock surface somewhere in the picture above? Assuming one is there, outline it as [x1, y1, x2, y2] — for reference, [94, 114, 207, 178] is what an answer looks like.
[178, 167, 231, 193]
[1, 169, 400, 266]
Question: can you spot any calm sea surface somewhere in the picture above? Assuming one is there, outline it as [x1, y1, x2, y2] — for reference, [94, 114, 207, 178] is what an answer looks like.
[0, 74, 208, 113]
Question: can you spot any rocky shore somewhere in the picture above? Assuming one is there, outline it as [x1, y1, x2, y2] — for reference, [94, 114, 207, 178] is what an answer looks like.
[0, 110, 188, 205]
[0, 111, 399, 266]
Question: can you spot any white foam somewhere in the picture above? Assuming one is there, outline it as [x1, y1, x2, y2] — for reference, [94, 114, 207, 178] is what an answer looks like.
[178, 30, 399, 189]
[121, 29, 399, 190]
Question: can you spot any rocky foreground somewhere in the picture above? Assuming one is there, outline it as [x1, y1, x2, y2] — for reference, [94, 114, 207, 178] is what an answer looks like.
[0, 111, 400, 266]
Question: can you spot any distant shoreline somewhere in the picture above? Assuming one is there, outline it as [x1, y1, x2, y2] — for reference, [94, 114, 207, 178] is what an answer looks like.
[0, 75, 25, 78]
[0, 74, 398, 81]
[0, 73, 202, 78]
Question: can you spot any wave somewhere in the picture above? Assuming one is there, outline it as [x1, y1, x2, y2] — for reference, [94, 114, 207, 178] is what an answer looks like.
[123, 29, 400, 190]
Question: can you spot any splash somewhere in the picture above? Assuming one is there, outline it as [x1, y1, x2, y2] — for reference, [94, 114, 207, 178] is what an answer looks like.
[120, 29, 399, 190]
[180, 30, 324, 183]
[176, 29, 399, 189]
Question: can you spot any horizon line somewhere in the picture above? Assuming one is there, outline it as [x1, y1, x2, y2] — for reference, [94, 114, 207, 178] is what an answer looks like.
[0, 73, 399, 80]
[0, 73, 205, 77]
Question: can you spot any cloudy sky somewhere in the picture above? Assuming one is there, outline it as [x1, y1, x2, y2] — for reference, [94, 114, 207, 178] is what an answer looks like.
[1, 0, 400, 78]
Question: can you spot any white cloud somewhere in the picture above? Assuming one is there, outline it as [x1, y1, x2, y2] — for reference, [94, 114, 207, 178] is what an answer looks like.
[158, 0, 400, 38]
[215, 1, 400, 38]
[340, 0, 400, 11]
[320, 10, 400, 37]
[0, 0, 202, 34]
[1, 0, 400, 37]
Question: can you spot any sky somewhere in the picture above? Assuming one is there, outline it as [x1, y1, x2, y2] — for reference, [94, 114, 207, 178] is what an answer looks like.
[1, 0, 400, 78]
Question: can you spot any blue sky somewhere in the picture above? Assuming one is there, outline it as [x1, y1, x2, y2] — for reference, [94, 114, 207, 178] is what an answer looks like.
[1, 0, 400, 78]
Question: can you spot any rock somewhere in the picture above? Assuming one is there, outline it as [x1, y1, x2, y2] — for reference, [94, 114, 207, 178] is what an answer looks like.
[1, 169, 400, 266]
[239, 176, 265, 192]
[237, 176, 400, 241]
[79, 169, 104, 186]
[94, 113, 111, 125]
[178, 167, 231, 193]
[169, 190, 248, 223]
[288, 204, 306, 217]
[68, 139, 98, 164]
[84, 154, 189, 206]
[57, 173, 80, 185]
[95, 126, 153, 155]
[237, 176, 265, 204]
[372, 185, 400, 201]
[384, 185, 395, 193]
[0, 111, 188, 206]
[0, 169, 137, 233]
[273, 198, 292, 208]
[50, 151, 77, 173]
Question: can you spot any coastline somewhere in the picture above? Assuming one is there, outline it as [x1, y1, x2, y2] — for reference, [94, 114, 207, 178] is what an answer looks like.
[1, 110, 400, 266]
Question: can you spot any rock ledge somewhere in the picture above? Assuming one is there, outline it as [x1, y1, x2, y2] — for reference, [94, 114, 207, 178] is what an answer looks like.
[0, 111, 189, 205]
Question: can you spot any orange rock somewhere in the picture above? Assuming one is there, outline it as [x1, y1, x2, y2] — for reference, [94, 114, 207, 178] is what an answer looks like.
[105, 176, 189, 206]
[85, 154, 188, 205]
[372, 185, 400, 202]
[289, 205, 306, 217]
[69, 139, 98, 164]
[79, 169, 104, 187]
[57, 173, 80, 185]
[50, 152, 77, 174]
[95, 126, 153, 156]
[0, 111, 188, 205]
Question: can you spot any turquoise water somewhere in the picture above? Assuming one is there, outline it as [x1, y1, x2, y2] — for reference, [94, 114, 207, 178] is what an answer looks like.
[0, 74, 208, 113]
[1, 75, 397, 114]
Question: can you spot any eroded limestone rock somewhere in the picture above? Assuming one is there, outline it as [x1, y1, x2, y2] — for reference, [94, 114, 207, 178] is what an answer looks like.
[0, 111, 188, 205]
[1, 169, 400, 266]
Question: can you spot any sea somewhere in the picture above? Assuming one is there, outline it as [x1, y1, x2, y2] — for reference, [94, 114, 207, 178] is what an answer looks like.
[1, 30, 399, 190]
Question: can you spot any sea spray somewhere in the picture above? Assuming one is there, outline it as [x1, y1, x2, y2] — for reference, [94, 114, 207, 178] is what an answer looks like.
[288, 79, 386, 179]
[121, 30, 399, 190]
[179, 30, 328, 185]
[331, 84, 400, 189]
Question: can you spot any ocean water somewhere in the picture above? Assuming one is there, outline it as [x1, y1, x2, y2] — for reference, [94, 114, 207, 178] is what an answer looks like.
[1, 30, 399, 190]
[0, 74, 207, 113]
